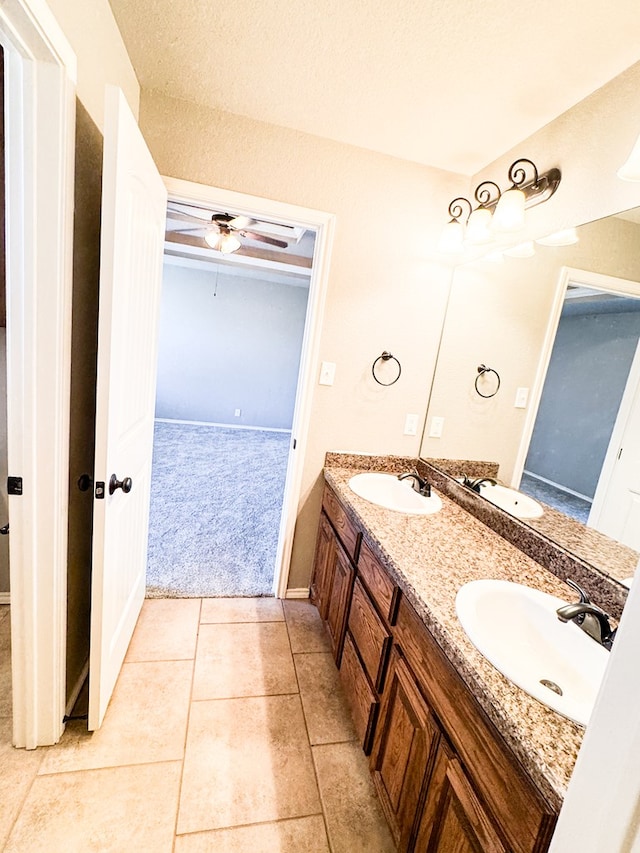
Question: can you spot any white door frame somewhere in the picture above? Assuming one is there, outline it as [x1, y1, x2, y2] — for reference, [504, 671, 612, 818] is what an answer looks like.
[162, 177, 335, 599]
[588, 335, 640, 528]
[1, 0, 76, 747]
[512, 266, 640, 489]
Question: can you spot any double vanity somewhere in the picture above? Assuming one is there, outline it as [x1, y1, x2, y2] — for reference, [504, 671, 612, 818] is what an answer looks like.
[310, 453, 628, 852]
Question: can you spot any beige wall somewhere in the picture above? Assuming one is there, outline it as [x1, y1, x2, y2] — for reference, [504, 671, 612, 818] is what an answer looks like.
[47, 0, 139, 130]
[420, 60, 640, 482]
[139, 91, 465, 588]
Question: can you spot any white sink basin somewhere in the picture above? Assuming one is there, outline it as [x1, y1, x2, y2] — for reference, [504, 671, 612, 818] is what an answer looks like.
[348, 472, 442, 515]
[456, 579, 609, 726]
[477, 483, 543, 519]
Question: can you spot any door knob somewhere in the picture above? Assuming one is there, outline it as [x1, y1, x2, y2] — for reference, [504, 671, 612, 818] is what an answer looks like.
[109, 474, 133, 496]
[0, 523, 8, 535]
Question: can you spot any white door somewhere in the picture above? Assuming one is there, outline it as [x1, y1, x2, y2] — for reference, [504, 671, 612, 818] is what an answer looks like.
[88, 87, 167, 730]
[588, 339, 640, 551]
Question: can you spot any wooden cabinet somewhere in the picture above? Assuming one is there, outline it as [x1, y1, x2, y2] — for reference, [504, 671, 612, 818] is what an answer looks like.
[371, 648, 440, 849]
[415, 741, 508, 853]
[310, 482, 558, 853]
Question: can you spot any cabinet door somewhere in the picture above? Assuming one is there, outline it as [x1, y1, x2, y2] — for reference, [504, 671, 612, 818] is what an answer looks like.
[326, 544, 354, 663]
[310, 512, 337, 621]
[415, 740, 508, 853]
[370, 648, 440, 850]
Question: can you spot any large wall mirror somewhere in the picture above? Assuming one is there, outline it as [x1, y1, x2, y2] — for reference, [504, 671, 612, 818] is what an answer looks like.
[420, 206, 640, 589]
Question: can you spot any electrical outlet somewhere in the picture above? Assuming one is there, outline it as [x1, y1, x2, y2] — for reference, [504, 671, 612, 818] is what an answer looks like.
[404, 413, 419, 436]
[429, 416, 444, 438]
[234, 408, 241, 417]
[514, 387, 529, 409]
[319, 361, 336, 386]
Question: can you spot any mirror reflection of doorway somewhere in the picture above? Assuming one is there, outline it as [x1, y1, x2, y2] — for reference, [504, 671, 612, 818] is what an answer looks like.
[521, 282, 640, 543]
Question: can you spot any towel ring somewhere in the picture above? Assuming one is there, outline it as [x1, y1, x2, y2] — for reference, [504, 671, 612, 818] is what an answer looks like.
[475, 364, 501, 398]
[372, 351, 402, 386]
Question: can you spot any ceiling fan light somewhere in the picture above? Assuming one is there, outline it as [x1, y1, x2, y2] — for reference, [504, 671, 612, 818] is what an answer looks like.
[438, 218, 465, 254]
[617, 131, 640, 181]
[465, 207, 493, 245]
[204, 228, 221, 250]
[493, 187, 526, 232]
[218, 233, 241, 254]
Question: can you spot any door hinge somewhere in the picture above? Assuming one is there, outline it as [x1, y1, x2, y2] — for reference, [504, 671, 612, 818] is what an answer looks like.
[293, 438, 297, 449]
[95, 481, 105, 499]
[618, 447, 623, 460]
[7, 477, 23, 496]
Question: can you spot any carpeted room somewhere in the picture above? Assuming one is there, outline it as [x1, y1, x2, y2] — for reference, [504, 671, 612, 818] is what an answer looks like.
[147, 246, 313, 598]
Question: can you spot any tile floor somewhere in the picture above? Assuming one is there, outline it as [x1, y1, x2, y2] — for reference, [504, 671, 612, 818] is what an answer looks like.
[0, 599, 395, 852]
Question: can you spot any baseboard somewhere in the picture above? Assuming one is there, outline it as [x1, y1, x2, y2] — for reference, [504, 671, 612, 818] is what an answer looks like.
[64, 658, 89, 718]
[155, 417, 291, 434]
[285, 587, 310, 599]
[523, 469, 593, 503]
[0, 592, 10, 605]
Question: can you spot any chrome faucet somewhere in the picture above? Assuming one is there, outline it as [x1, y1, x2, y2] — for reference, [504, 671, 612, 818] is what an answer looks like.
[556, 579, 616, 650]
[397, 470, 431, 497]
[461, 474, 498, 494]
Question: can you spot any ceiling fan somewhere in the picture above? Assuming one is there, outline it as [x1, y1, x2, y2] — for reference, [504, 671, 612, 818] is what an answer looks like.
[167, 204, 289, 254]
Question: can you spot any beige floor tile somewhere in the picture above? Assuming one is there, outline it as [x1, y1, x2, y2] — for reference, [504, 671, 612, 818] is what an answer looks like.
[295, 652, 357, 745]
[192, 622, 297, 700]
[39, 659, 192, 774]
[5, 760, 181, 853]
[126, 598, 201, 662]
[200, 597, 284, 624]
[175, 815, 329, 852]
[283, 600, 331, 653]
[0, 718, 45, 849]
[177, 694, 321, 835]
[313, 742, 395, 853]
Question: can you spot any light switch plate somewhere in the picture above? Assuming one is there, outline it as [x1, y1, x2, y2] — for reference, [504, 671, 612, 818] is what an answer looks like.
[429, 416, 444, 438]
[515, 387, 529, 409]
[319, 361, 336, 386]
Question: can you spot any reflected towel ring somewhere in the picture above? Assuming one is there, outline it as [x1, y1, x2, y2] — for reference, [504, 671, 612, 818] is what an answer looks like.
[475, 364, 501, 398]
[372, 351, 402, 386]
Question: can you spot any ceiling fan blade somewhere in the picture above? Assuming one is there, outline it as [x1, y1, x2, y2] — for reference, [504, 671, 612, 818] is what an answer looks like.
[166, 209, 213, 224]
[169, 227, 208, 234]
[242, 231, 288, 249]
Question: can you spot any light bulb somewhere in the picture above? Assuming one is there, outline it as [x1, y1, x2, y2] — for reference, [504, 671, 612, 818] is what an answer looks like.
[465, 207, 493, 245]
[438, 219, 464, 254]
[493, 187, 526, 232]
[204, 228, 221, 250]
[218, 233, 241, 254]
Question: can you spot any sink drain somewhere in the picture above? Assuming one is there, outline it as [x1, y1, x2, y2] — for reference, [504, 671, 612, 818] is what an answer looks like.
[540, 679, 563, 696]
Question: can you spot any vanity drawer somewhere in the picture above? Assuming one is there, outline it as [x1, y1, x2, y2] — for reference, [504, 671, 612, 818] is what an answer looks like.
[358, 538, 400, 623]
[348, 578, 392, 692]
[322, 485, 361, 564]
[340, 631, 378, 754]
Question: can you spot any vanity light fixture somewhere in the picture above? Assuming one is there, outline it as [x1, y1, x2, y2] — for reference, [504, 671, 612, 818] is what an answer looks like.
[439, 159, 561, 253]
[535, 228, 579, 247]
[617, 131, 640, 181]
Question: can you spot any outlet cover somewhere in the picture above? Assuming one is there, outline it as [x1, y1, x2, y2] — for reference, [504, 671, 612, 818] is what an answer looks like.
[234, 408, 241, 417]
[514, 388, 529, 409]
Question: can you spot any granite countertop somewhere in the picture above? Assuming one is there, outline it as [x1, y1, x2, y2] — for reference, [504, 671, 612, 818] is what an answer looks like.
[324, 455, 586, 811]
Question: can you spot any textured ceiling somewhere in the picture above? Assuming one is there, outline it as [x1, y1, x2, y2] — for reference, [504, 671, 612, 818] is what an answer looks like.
[109, 0, 640, 175]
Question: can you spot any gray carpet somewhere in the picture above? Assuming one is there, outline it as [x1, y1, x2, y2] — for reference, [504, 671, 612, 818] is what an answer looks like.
[146, 422, 290, 597]
[520, 472, 591, 524]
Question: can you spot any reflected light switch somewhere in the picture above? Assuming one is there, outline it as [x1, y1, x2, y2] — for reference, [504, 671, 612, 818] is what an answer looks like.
[429, 416, 444, 438]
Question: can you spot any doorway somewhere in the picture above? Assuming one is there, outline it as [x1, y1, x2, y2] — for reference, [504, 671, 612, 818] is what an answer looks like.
[517, 269, 640, 544]
[147, 220, 315, 597]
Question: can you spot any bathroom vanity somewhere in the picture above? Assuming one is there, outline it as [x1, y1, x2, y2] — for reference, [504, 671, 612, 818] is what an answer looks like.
[309, 454, 619, 852]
